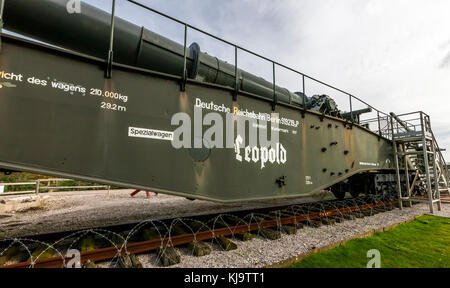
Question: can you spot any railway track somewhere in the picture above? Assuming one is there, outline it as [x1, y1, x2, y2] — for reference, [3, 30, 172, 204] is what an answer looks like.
[0, 195, 400, 268]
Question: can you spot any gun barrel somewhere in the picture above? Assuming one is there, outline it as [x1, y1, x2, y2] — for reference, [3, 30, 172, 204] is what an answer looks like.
[342, 108, 372, 122]
[390, 113, 413, 132]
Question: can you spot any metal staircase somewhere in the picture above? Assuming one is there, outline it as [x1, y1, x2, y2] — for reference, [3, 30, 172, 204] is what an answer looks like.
[390, 112, 449, 213]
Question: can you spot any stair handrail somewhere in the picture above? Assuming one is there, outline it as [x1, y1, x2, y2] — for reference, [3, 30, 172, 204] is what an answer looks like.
[430, 130, 450, 184]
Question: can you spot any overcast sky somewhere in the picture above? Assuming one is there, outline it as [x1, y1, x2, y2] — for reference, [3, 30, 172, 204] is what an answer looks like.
[69, 0, 450, 160]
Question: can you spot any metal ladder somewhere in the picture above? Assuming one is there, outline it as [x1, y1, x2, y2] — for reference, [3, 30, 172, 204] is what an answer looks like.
[390, 112, 448, 214]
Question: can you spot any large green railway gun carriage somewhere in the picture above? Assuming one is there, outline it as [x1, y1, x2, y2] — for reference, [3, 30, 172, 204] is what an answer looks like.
[0, 0, 399, 202]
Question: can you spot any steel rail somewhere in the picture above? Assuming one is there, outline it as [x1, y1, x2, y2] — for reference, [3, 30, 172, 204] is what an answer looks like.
[2, 200, 397, 268]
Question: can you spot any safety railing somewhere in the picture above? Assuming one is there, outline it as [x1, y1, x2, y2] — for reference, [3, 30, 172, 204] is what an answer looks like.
[431, 131, 450, 184]
[0, 178, 110, 196]
[389, 111, 432, 140]
[360, 114, 392, 139]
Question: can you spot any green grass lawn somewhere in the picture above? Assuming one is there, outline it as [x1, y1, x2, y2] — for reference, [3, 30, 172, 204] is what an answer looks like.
[287, 215, 450, 268]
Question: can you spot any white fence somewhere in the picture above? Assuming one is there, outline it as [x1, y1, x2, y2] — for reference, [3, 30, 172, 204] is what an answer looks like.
[0, 178, 110, 196]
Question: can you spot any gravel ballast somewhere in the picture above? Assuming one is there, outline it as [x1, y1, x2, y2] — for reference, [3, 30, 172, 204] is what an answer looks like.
[137, 203, 449, 268]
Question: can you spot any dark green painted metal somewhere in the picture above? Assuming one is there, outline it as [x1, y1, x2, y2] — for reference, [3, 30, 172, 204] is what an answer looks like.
[0, 35, 395, 202]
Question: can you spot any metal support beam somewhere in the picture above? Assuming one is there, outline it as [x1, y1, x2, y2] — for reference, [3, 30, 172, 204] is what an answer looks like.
[377, 111, 382, 137]
[349, 95, 353, 123]
[403, 143, 412, 207]
[272, 62, 277, 111]
[105, 0, 116, 79]
[0, 0, 5, 52]
[420, 115, 434, 213]
[301, 75, 306, 118]
[409, 170, 419, 195]
[391, 117, 403, 209]
[233, 46, 238, 101]
[181, 24, 187, 92]
[428, 116, 442, 212]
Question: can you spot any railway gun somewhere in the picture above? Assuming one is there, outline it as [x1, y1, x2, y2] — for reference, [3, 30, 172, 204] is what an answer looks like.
[0, 0, 447, 211]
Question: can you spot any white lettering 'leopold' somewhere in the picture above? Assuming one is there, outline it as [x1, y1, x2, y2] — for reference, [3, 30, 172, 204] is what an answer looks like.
[234, 135, 287, 169]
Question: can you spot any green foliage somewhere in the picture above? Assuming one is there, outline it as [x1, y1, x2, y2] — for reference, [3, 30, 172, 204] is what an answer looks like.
[79, 236, 96, 253]
[0, 173, 39, 192]
[287, 215, 450, 268]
